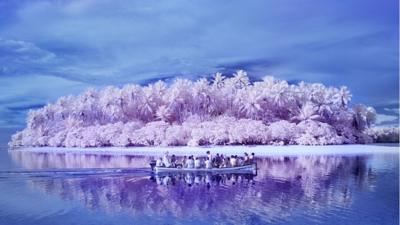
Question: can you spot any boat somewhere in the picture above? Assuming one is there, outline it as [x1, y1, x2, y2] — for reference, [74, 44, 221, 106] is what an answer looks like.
[153, 164, 257, 174]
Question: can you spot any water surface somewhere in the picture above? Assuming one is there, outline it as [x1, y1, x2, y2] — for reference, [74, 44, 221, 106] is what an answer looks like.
[0, 145, 398, 225]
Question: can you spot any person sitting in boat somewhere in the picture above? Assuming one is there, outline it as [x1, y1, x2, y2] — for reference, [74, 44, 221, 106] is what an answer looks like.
[156, 157, 164, 167]
[219, 154, 225, 168]
[149, 158, 157, 170]
[194, 157, 201, 169]
[187, 156, 195, 168]
[163, 152, 171, 167]
[249, 153, 255, 164]
[237, 156, 243, 166]
[171, 154, 177, 167]
[244, 153, 249, 165]
[223, 156, 231, 167]
[205, 158, 213, 169]
[181, 156, 187, 168]
[213, 153, 221, 167]
[218, 154, 224, 167]
[230, 155, 237, 167]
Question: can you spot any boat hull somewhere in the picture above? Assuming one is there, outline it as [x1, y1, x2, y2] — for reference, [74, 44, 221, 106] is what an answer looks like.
[154, 164, 257, 174]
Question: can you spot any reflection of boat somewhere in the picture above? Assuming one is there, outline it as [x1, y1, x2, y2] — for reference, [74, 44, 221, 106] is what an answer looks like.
[151, 172, 257, 187]
[154, 164, 257, 174]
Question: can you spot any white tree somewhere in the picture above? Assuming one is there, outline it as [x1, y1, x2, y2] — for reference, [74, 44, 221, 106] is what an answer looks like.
[334, 86, 352, 108]
[156, 105, 173, 123]
[292, 101, 321, 123]
[212, 72, 225, 88]
[232, 70, 249, 88]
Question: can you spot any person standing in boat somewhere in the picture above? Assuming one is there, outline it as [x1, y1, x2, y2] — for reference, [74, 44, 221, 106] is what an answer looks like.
[206, 151, 212, 162]
[205, 158, 212, 169]
[194, 157, 201, 169]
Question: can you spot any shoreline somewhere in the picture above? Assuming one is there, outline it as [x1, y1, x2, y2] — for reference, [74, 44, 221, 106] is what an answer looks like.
[9, 144, 399, 156]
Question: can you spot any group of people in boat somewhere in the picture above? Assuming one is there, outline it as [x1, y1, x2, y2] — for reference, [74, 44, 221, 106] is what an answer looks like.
[154, 151, 256, 169]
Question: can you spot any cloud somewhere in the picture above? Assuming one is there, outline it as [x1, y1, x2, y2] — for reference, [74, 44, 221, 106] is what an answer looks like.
[0, 38, 56, 76]
[0, 0, 398, 127]
[375, 113, 399, 126]
[384, 107, 400, 115]
[0, 38, 55, 62]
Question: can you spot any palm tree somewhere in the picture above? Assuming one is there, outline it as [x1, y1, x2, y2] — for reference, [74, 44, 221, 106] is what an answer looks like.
[292, 101, 321, 123]
[156, 105, 172, 123]
[352, 104, 367, 131]
[271, 80, 289, 107]
[238, 90, 262, 119]
[166, 79, 192, 123]
[213, 72, 225, 88]
[140, 93, 155, 122]
[233, 70, 249, 88]
[335, 86, 352, 108]
[121, 84, 143, 120]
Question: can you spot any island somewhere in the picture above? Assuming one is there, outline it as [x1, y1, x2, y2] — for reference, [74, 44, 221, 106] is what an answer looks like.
[9, 70, 399, 148]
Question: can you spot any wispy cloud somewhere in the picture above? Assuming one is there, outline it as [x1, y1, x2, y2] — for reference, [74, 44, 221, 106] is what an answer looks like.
[375, 113, 398, 127]
[0, 0, 398, 127]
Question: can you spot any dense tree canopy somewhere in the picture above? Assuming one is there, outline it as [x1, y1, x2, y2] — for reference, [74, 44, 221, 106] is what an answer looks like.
[10, 70, 394, 148]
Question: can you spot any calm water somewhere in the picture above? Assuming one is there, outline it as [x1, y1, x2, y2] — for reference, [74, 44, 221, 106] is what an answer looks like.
[0, 145, 398, 225]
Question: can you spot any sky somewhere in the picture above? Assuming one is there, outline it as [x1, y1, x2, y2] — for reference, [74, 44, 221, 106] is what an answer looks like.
[0, 0, 398, 130]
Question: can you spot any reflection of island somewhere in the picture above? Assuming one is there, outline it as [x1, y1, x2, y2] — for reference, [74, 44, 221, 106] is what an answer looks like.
[10, 151, 376, 224]
[10, 151, 152, 169]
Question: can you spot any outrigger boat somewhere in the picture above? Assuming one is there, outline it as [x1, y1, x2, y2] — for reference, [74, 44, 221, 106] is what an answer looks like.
[153, 164, 257, 174]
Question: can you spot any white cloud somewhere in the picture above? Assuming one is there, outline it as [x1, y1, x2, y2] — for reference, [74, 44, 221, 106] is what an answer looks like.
[384, 107, 399, 114]
[0, 38, 56, 63]
[375, 113, 398, 125]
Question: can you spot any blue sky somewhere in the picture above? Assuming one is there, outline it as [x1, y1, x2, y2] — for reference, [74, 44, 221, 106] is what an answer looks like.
[0, 0, 398, 129]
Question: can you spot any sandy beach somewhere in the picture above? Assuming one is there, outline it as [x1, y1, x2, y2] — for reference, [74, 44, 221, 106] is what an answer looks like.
[11, 143, 399, 156]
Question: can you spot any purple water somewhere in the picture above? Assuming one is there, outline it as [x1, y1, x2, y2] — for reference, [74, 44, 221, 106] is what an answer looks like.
[0, 146, 398, 225]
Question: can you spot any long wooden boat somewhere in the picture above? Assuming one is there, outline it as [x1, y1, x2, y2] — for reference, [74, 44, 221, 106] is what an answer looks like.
[154, 164, 257, 174]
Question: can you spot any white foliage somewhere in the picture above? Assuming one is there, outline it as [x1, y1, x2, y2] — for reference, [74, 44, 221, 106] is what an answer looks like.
[8, 70, 382, 148]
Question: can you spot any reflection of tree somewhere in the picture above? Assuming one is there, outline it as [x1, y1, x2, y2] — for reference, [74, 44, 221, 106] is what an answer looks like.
[11, 151, 376, 224]
[255, 156, 376, 205]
